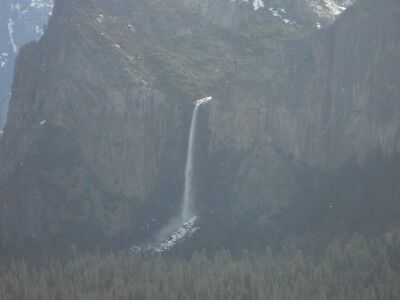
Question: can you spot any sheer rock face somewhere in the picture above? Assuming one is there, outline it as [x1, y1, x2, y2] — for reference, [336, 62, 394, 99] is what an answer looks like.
[208, 0, 400, 170]
[0, 0, 399, 252]
[205, 0, 400, 222]
[290, 0, 400, 167]
[0, 0, 189, 251]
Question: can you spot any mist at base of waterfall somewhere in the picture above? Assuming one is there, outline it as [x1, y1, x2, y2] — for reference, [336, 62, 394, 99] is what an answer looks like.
[131, 215, 199, 253]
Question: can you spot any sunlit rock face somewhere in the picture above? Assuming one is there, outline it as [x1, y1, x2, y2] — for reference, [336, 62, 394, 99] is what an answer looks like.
[0, 0, 53, 129]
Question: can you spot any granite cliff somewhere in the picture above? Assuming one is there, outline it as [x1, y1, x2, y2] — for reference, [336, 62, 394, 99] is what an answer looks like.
[200, 0, 400, 249]
[0, 0, 399, 255]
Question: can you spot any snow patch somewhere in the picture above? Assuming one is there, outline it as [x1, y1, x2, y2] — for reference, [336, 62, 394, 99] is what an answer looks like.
[269, 8, 295, 25]
[307, 0, 348, 21]
[323, 0, 346, 16]
[231, 0, 265, 11]
[253, 0, 264, 10]
[35, 25, 43, 35]
[10, 3, 21, 11]
[0, 53, 8, 68]
[30, 0, 53, 9]
[96, 14, 104, 23]
[7, 18, 18, 53]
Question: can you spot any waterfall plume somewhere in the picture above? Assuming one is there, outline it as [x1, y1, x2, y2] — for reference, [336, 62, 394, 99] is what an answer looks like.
[182, 96, 212, 221]
[181, 103, 200, 221]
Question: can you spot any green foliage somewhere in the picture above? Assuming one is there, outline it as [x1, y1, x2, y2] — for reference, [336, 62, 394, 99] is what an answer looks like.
[145, 46, 211, 102]
[1, 229, 400, 299]
[140, 14, 307, 103]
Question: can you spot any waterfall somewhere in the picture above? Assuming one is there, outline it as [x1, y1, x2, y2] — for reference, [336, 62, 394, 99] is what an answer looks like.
[132, 97, 212, 252]
[181, 103, 200, 221]
[181, 96, 212, 221]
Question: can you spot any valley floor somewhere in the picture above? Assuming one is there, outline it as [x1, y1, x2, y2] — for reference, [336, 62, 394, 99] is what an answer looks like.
[1, 228, 400, 300]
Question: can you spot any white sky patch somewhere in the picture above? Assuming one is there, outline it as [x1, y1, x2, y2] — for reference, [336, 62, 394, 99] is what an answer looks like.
[7, 18, 18, 53]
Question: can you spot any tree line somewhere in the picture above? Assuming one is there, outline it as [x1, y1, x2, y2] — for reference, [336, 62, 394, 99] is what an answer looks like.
[0, 228, 400, 300]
